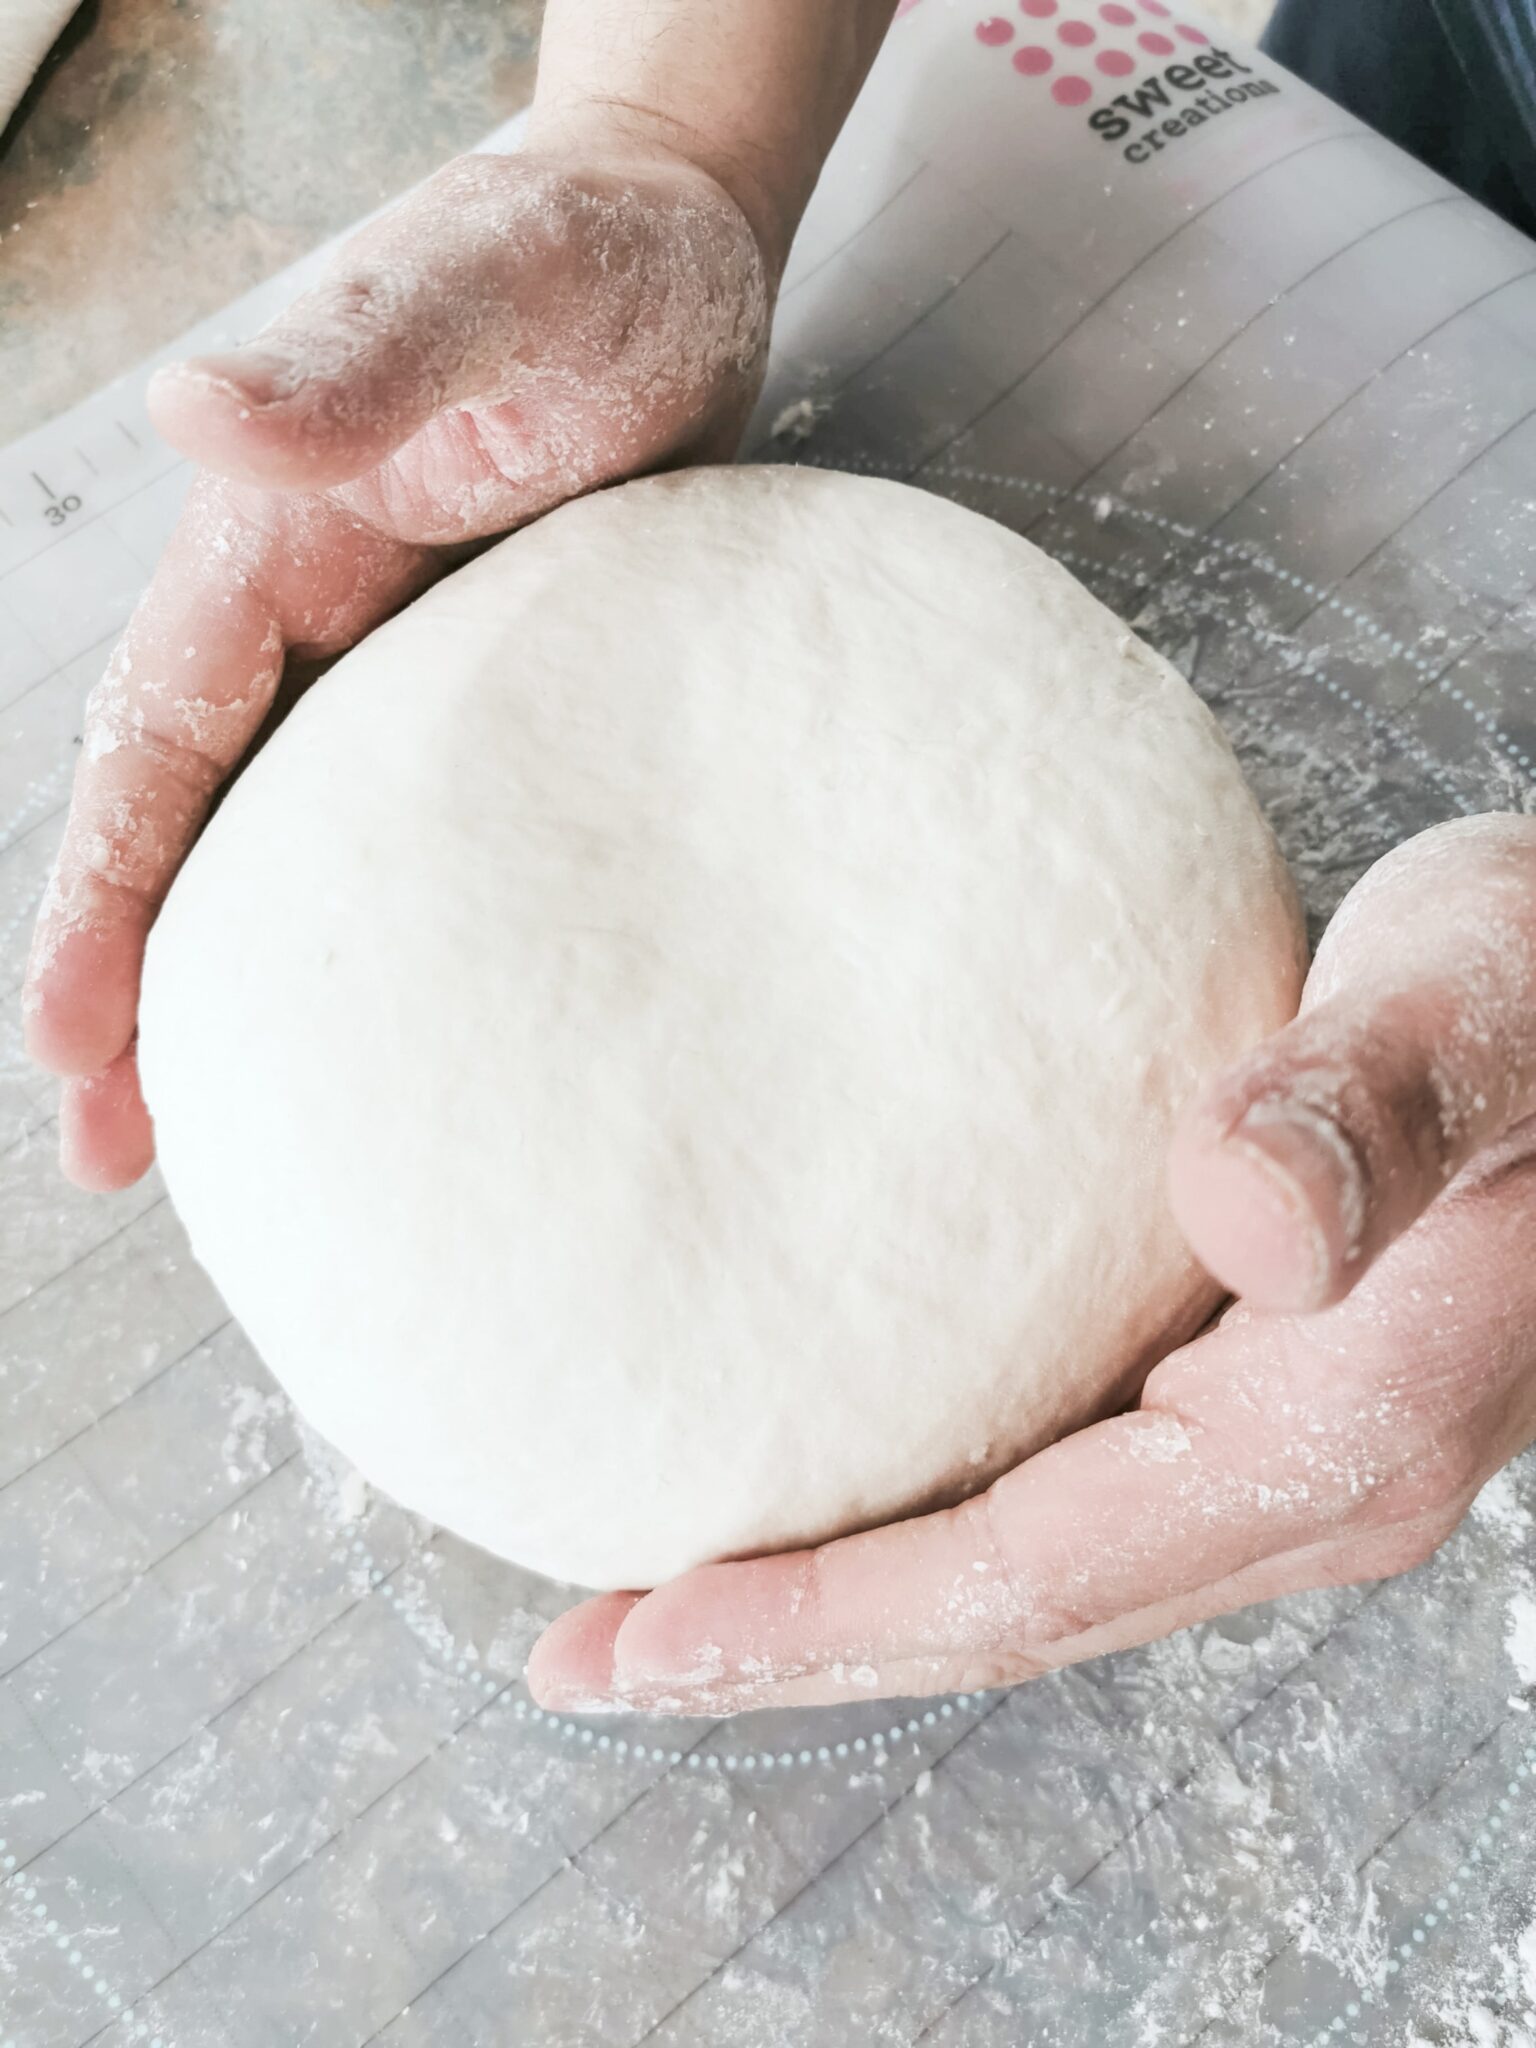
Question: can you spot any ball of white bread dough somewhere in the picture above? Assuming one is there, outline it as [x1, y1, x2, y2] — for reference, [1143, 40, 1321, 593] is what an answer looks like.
[140, 466, 1305, 1591]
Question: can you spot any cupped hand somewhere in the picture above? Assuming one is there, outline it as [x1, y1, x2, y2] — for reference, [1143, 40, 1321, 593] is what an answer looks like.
[528, 813, 1536, 1715]
[24, 144, 770, 1189]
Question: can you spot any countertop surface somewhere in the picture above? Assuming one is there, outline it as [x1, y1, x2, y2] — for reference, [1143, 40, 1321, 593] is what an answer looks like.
[0, 0, 542, 446]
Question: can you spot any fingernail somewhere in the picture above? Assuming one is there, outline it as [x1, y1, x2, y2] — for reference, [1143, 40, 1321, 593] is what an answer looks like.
[1226, 1098, 1368, 1305]
[611, 1638, 729, 1695]
[529, 1685, 629, 1716]
[160, 346, 308, 410]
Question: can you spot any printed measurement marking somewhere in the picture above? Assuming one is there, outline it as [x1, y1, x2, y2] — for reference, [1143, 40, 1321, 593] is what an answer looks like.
[74, 446, 99, 477]
[30, 468, 84, 529]
[117, 419, 140, 450]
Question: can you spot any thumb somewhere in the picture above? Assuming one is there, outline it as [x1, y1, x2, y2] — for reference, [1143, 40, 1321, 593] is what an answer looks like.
[1170, 813, 1536, 1311]
[147, 154, 550, 491]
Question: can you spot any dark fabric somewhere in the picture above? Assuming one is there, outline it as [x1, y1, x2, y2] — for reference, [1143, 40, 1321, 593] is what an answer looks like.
[1263, 0, 1536, 239]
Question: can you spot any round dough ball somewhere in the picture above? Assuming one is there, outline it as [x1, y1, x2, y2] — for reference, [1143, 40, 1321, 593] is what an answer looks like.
[140, 466, 1303, 1590]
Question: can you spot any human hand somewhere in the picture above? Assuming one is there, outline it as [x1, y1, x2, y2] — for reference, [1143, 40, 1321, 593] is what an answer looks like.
[528, 814, 1536, 1715]
[24, 144, 770, 1189]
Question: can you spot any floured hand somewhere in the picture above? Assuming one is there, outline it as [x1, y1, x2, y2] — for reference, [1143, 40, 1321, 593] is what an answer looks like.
[24, 145, 769, 1187]
[528, 815, 1536, 1714]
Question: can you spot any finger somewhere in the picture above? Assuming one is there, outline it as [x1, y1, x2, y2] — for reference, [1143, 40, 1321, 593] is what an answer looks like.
[526, 1371, 1334, 1717]
[24, 500, 286, 1078]
[59, 1046, 155, 1192]
[535, 1496, 1458, 1717]
[1170, 813, 1536, 1311]
[146, 154, 615, 494]
[526, 1393, 1474, 1716]
[531, 1614, 963, 1715]
[524, 1593, 642, 1714]
[26, 480, 432, 1090]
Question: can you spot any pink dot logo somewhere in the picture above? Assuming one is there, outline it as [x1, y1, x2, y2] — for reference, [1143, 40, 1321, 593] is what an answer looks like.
[978, 0, 1247, 108]
[976, 0, 1232, 105]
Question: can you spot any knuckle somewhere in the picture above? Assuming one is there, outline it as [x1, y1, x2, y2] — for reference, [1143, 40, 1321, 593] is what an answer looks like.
[63, 797, 174, 899]
[424, 154, 582, 272]
[83, 594, 281, 790]
[1280, 1332, 1488, 1519]
[795, 1549, 830, 1644]
[426, 151, 522, 213]
[975, 1492, 1089, 1650]
[1341, 1500, 1464, 1584]
[84, 681, 237, 795]
[304, 273, 406, 368]
[951, 1648, 1054, 1691]
[1340, 1429, 1483, 1537]
[1379, 1516, 1458, 1577]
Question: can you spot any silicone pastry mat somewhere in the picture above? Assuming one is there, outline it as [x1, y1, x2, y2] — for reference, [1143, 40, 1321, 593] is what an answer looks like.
[3, 5, 1535, 2039]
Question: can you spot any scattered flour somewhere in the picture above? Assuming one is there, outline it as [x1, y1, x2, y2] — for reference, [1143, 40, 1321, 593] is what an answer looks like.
[768, 395, 830, 443]
[1405, 1904, 1536, 2048]
[1472, 1468, 1536, 1548]
[1506, 1594, 1536, 1689]
[220, 1380, 290, 1482]
[294, 1414, 373, 1526]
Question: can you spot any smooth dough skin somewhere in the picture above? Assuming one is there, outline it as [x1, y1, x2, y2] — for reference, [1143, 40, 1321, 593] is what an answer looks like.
[140, 467, 1304, 1590]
